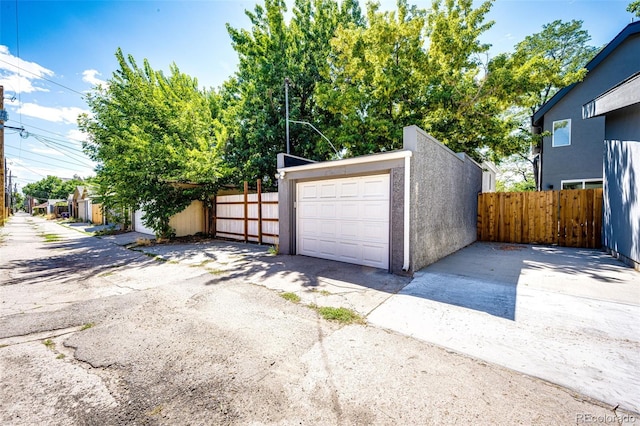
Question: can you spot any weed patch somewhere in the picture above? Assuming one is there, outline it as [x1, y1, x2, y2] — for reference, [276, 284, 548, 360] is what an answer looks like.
[56, 354, 66, 359]
[41, 233, 62, 242]
[43, 339, 55, 350]
[281, 292, 301, 303]
[81, 323, 95, 331]
[312, 306, 365, 324]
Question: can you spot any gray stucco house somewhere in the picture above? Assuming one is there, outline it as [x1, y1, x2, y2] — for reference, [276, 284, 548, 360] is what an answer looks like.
[532, 21, 640, 191]
[276, 125, 482, 275]
[583, 72, 640, 270]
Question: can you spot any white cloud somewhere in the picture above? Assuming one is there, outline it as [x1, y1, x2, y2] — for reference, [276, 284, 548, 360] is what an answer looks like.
[0, 45, 54, 94]
[31, 146, 64, 156]
[82, 69, 107, 86]
[17, 103, 89, 124]
[65, 129, 89, 144]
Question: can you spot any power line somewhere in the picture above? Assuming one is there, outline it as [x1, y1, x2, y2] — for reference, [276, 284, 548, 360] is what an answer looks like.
[0, 59, 86, 97]
[31, 136, 94, 167]
[5, 146, 94, 170]
[5, 122, 89, 154]
[19, 123, 86, 144]
[3, 124, 94, 166]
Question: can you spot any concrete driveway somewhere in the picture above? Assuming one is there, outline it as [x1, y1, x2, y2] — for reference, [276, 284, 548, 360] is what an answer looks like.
[368, 242, 640, 414]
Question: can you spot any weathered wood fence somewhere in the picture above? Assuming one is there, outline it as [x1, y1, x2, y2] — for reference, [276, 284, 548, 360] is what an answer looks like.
[477, 189, 603, 248]
[212, 180, 279, 245]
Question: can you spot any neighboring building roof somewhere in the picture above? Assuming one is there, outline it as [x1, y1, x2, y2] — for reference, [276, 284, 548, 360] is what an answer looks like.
[73, 186, 86, 201]
[34, 202, 48, 209]
[533, 21, 640, 125]
[582, 71, 640, 119]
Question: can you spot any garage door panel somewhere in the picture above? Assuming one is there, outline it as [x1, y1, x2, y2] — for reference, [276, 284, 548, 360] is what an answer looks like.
[297, 174, 390, 269]
[299, 203, 318, 218]
[300, 237, 319, 254]
[300, 184, 318, 199]
[319, 203, 337, 218]
[360, 201, 389, 220]
[338, 241, 361, 261]
[363, 178, 389, 198]
[320, 221, 337, 237]
[299, 218, 320, 236]
[362, 244, 387, 268]
[339, 181, 359, 198]
[320, 183, 337, 198]
[362, 222, 387, 240]
[339, 221, 359, 239]
[340, 203, 360, 220]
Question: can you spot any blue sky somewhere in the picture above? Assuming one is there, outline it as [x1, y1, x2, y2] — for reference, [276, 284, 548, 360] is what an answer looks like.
[0, 0, 635, 195]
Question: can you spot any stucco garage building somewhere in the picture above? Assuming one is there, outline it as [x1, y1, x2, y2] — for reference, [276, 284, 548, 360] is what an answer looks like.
[277, 125, 483, 274]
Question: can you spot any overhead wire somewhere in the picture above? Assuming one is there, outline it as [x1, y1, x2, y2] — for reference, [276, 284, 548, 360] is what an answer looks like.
[0, 59, 86, 97]
[5, 145, 94, 170]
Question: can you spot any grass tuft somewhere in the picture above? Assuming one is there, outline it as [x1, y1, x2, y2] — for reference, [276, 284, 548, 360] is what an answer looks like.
[43, 339, 55, 349]
[41, 233, 62, 242]
[280, 292, 301, 303]
[313, 306, 365, 324]
[80, 323, 95, 331]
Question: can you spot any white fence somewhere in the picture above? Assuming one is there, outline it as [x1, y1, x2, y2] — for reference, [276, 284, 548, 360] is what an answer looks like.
[214, 191, 278, 245]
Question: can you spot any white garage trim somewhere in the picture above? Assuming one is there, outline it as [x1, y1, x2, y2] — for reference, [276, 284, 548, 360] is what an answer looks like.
[296, 174, 390, 269]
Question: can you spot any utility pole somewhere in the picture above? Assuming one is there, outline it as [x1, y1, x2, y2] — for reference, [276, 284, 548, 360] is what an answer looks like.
[8, 168, 12, 215]
[284, 78, 290, 154]
[1, 85, 5, 224]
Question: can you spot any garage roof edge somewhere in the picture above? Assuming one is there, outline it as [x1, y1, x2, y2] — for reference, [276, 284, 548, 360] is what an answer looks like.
[277, 150, 412, 175]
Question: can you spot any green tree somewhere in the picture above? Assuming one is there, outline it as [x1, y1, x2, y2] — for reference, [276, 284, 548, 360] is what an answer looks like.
[223, 0, 364, 188]
[319, 0, 513, 160]
[12, 191, 25, 211]
[628, 0, 640, 17]
[317, 0, 428, 155]
[22, 175, 84, 200]
[506, 19, 598, 116]
[492, 20, 598, 186]
[79, 49, 228, 238]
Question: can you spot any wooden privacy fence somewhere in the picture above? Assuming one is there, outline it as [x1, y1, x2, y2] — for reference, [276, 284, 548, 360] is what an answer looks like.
[212, 180, 279, 245]
[477, 189, 603, 248]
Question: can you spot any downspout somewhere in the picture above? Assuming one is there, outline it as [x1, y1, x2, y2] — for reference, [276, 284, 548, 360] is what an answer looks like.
[403, 153, 412, 271]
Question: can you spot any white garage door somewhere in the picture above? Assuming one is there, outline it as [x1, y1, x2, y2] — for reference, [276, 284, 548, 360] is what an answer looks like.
[134, 209, 155, 236]
[297, 174, 390, 269]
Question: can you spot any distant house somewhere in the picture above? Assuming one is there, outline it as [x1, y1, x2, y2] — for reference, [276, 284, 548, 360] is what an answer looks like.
[532, 21, 640, 191]
[71, 185, 102, 223]
[582, 72, 640, 270]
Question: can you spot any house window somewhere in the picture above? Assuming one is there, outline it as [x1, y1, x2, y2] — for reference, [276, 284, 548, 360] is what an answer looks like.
[552, 119, 571, 147]
[561, 179, 602, 189]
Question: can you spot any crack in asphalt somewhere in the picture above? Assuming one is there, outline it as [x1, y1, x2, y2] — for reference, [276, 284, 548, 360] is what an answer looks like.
[0, 326, 86, 346]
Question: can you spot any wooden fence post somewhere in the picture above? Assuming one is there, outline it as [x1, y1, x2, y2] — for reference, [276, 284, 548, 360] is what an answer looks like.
[257, 179, 263, 245]
[243, 181, 249, 243]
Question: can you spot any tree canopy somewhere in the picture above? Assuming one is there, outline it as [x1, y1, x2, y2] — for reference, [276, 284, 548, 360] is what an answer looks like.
[22, 175, 85, 201]
[79, 48, 228, 238]
[222, 0, 364, 188]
